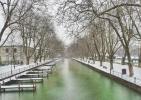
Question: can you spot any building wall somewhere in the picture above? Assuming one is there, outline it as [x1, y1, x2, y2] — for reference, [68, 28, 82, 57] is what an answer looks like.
[0, 46, 25, 64]
[0, 46, 38, 65]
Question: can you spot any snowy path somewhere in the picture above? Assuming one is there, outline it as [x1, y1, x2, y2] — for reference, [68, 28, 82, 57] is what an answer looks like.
[74, 58, 141, 87]
[0, 61, 48, 73]
[0, 60, 52, 80]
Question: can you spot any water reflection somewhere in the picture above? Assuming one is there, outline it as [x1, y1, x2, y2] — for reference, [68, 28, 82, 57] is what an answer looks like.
[61, 59, 80, 100]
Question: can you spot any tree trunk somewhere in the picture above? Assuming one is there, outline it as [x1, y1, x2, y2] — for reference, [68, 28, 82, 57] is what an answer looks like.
[103, 55, 105, 62]
[34, 57, 36, 63]
[13, 53, 16, 69]
[39, 55, 43, 62]
[121, 52, 126, 65]
[92, 56, 95, 64]
[44, 55, 46, 61]
[109, 56, 113, 74]
[128, 62, 133, 77]
[100, 60, 103, 66]
[100, 56, 103, 66]
[138, 47, 141, 67]
[34, 54, 37, 63]
[26, 57, 30, 65]
[0, 21, 8, 42]
[126, 48, 134, 77]
[138, 58, 141, 67]
[34, 57, 38, 63]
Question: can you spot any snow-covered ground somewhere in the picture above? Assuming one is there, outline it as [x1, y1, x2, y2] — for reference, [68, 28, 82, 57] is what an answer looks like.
[75, 58, 141, 87]
[0, 58, 61, 84]
[0, 60, 52, 80]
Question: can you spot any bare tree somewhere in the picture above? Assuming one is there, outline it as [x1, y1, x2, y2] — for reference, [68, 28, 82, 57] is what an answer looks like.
[105, 23, 121, 73]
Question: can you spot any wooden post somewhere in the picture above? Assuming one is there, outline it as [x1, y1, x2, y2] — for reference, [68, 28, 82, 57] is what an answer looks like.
[32, 80, 36, 91]
[51, 68, 53, 74]
[0, 83, 1, 92]
[18, 82, 20, 92]
[42, 69, 43, 78]
[21, 81, 23, 91]
[47, 73, 49, 79]
[3, 81, 5, 85]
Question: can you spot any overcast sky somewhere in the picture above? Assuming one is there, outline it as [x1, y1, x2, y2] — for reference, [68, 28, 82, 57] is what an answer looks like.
[47, 0, 74, 46]
[0, 0, 73, 46]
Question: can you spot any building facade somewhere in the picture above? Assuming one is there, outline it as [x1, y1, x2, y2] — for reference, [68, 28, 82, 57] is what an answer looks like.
[0, 45, 34, 65]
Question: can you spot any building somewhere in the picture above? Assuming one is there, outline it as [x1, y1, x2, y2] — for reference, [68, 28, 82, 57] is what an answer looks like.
[0, 45, 34, 65]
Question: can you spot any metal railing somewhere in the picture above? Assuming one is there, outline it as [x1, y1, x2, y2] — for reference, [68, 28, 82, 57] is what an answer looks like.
[112, 70, 141, 86]
[0, 60, 51, 81]
[0, 65, 35, 80]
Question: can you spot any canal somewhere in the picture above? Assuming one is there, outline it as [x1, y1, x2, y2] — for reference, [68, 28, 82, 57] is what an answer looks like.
[1, 59, 141, 100]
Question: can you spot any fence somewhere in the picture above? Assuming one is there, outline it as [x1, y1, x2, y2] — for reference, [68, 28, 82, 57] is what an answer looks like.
[0, 61, 50, 81]
[112, 70, 141, 86]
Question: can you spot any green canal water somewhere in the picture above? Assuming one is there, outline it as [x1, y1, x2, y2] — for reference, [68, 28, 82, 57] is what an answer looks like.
[1, 59, 141, 100]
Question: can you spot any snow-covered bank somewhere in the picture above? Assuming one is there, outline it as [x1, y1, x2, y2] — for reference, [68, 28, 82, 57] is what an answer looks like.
[74, 58, 141, 87]
[0, 59, 60, 84]
[0, 60, 51, 75]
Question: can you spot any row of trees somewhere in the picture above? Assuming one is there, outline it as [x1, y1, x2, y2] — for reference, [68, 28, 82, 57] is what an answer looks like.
[0, 0, 64, 64]
[58, 0, 141, 76]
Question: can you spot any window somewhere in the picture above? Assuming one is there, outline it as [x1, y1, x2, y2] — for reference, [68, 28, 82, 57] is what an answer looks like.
[5, 48, 9, 53]
[14, 48, 17, 53]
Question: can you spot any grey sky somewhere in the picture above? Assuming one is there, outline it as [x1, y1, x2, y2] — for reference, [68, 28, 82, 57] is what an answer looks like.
[0, 0, 73, 46]
[47, 0, 74, 46]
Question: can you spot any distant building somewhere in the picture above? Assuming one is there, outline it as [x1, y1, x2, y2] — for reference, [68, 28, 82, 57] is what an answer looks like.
[0, 45, 34, 65]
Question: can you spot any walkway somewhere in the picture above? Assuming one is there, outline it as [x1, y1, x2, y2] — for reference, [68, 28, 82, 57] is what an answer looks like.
[75, 58, 141, 86]
[0, 60, 52, 84]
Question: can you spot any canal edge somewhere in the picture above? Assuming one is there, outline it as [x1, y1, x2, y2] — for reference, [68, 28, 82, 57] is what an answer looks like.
[73, 59, 141, 94]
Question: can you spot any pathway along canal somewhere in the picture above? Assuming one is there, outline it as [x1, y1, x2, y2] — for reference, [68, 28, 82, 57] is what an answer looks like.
[1, 59, 141, 100]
